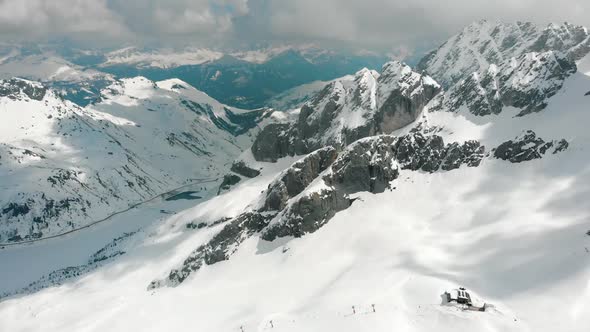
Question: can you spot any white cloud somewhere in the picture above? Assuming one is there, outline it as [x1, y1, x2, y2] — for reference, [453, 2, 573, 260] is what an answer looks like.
[0, 0, 250, 45]
[0, 0, 128, 40]
[265, 0, 590, 49]
[0, 0, 587, 50]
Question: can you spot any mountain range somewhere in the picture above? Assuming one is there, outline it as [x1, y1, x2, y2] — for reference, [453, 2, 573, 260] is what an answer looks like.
[0, 44, 388, 109]
[0, 20, 589, 332]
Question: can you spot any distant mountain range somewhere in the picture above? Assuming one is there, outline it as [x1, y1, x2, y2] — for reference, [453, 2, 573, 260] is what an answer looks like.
[0, 44, 389, 109]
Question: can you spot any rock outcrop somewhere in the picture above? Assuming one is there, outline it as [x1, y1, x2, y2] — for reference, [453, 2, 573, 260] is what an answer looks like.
[0, 78, 47, 101]
[230, 161, 261, 178]
[217, 174, 241, 195]
[261, 147, 338, 211]
[493, 130, 569, 163]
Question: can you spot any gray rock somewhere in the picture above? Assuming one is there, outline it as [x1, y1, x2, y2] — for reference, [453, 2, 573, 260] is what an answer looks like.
[326, 136, 399, 193]
[230, 161, 261, 178]
[493, 130, 568, 163]
[261, 188, 351, 241]
[440, 140, 486, 170]
[376, 62, 442, 133]
[0, 78, 47, 101]
[393, 133, 444, 172]
[217, 174, 241, 195]
[251, 123, 295, 162]
[552, 139, 569, 154]
[262, 147, 338, 211]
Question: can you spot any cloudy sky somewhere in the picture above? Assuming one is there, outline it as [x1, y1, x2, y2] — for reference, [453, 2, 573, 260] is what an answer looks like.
[0, 0, 588, 52]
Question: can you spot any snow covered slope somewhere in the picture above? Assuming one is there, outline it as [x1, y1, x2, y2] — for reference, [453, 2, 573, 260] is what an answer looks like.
[0, 21, 589, 332]
[0, 77, 276, 244]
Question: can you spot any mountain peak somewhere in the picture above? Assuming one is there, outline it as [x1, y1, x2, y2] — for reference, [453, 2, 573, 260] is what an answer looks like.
[251, 63, 440, 162]
[417, 20, 590, 87]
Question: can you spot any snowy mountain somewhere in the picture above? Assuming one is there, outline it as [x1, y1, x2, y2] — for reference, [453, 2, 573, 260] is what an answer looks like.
[417, 21, 590, 87]
[252, 62, 440, 161]
[0, 77, 276, 244]
[103, 44, 379, 68]
[98, 48, 388, 109]
[1, 21, 590, 332]
[103, 47, 224, 69]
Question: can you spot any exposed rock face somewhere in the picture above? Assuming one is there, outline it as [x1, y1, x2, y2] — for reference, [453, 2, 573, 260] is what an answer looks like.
[499, 52, 576, 116]
[230, 161, 260, 178]
[430, 51, 577, 117]
[250, 123, 295, 162]
[326, 136, 399, 194]
[251, 62, 440, 162]
[376, 62, 441, 133]
[217, 174, 241, 195]
[263, 136, 401, 241]
[261, 147, 338, 211]
[0, 78, 47, 101]
[440, 141, 486, 170]
[391, 131, 486, 172]
[218, 161, 261, 195]
[261, 188, 351, 241]
[493, 130, 569, 163]
[146, 21, 578, 292]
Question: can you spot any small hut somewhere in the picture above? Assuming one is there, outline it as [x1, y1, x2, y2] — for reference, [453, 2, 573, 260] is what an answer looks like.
[444, 287, 472, 306]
